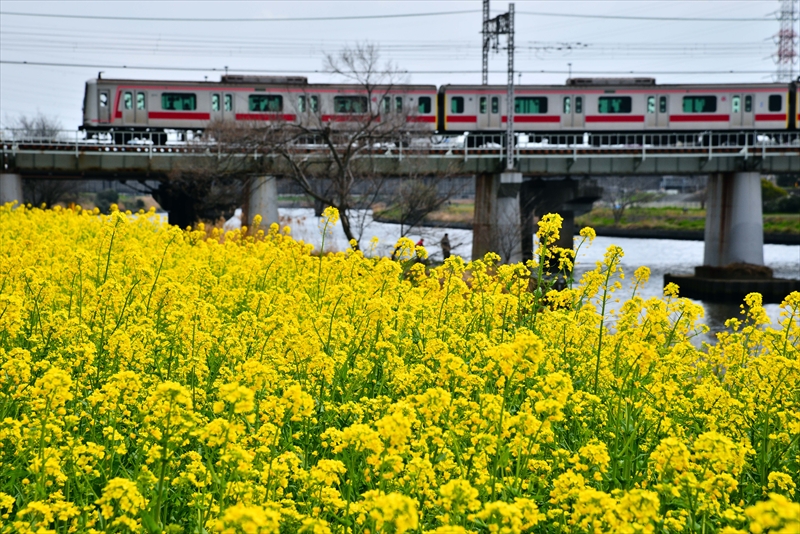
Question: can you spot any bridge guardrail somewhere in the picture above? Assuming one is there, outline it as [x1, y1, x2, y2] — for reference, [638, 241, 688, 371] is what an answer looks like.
[3, 129, 800, 162]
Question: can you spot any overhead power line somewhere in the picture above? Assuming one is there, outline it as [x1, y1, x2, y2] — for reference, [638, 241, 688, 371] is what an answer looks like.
[515, 10, 773, 23]
[0, 9, 774, 23]
[0, 60, 778, 76]
[0, 10, 478, 22]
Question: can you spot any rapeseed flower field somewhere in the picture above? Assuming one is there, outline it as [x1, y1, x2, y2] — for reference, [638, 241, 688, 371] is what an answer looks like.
[0, 203, 798, 534]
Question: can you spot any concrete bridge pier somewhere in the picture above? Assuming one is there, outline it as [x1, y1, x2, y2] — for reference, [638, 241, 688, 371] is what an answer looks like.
[472, 171, 523, 263]
[0, 174, 23, 206]
[520, 177, 602, 263]
[245, 175, 279, 229]
[703, 171, 764, 267]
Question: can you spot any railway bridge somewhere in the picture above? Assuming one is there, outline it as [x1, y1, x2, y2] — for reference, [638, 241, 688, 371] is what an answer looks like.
[3, 129, 799, 267]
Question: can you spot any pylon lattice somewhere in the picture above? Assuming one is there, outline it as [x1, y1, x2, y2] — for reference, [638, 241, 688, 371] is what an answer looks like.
[775, 0, 798, 82]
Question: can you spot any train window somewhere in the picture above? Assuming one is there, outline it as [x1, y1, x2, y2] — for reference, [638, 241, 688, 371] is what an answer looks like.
[395, 96, 403, 113]
[732, 96, 740, 113]
[575, 96, 583, 114]
[249, 95, 283, 112]
[598, 97, 632, 113]
[744, 95, 752, 112]
[335, 96, 368, 113]
[381, 97, 391, 114]
[224, 94, 232, 111]
[515, 97, 548, 114]
[310, 96, 319, 113]
[100, 93, 108, 107]
[647, 96, 656, 114]
[563, 97, 571, 114]
[480, 97, 487, 114]
[298, 96, 306, 112]
[682, 96, 716, 113]
[659, 96, 667, 113]
[491, 97, 499, 114]
[212, 94, 220, 112]
[418, 96, 432, 114]
[451, 97, 464, 114]
[137, 93, 146, 110]
[768, 94, 782, 111]
[162, 93, 197, 111]
[124, 92, 133, 110]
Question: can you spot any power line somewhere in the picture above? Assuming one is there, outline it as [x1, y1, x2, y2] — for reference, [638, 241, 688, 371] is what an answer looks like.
[0, 9, 774, 24]
[0, 10, 479, 22]
[0, 60, 778, 76]
[515, 10, 774, 23]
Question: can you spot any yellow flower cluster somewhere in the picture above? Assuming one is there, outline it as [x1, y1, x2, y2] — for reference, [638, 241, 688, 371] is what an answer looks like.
[0, 203, 798, 533]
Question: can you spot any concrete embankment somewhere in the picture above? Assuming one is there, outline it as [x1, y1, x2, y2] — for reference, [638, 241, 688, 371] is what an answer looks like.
[587, 227, 800, 245]
[664, 273, 800, 304]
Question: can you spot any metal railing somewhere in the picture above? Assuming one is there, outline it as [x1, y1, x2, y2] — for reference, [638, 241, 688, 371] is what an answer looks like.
[3, 129, 800, 161]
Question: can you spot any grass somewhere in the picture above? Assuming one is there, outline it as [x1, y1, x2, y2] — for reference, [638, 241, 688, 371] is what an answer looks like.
[577, 207, 800, 235]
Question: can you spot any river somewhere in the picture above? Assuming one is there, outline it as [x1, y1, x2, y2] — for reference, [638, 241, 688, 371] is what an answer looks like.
[279, 208, 800, 340]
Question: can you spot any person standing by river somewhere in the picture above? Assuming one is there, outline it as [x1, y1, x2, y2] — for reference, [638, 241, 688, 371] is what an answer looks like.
[440, 233, 451, 260]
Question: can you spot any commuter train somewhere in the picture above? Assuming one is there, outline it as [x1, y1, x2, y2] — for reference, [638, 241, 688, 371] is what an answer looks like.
[82, 75, 800, 143]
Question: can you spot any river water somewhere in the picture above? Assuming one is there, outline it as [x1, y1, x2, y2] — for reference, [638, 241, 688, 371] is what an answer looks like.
[279, 208, 800, 340]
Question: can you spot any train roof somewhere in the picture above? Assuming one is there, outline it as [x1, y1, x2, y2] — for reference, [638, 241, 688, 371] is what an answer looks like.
[439, 81, 788, 92]
[86, 78, 436, 91]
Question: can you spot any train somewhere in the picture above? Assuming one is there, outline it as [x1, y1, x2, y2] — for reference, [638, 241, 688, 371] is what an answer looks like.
[82, 74, 800, 144]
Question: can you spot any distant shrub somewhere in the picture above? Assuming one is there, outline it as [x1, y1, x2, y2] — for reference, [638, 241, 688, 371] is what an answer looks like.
[95, 189, 119, 214]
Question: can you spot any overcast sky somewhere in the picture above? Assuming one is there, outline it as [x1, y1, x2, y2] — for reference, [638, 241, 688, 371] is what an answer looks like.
[1, 0, 795, 129]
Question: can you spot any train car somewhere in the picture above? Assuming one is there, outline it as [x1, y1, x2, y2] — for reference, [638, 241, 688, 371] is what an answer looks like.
[439, 79, 794, 133]
[82, 75, 437, 142]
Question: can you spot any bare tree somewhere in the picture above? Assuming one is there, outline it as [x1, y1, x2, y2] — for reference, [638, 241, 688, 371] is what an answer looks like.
[8, 113, 84, 207]
[8, 112, 63, 139]
[212, 44, 441, 248]
[602, 176, 664, 224]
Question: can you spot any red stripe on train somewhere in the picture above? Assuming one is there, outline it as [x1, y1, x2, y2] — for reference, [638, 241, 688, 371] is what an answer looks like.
[446, 116, 478, 123]
[149, 112, 211, 120]
[502, 116, 561, 123]
[235, 113, 297, 121]
[754, 113, 787, 121]
[320, 114, 375, 122]
[669, 114, 729, 122]
[585, 115, 645, 123]
[407, 116, 436, 123]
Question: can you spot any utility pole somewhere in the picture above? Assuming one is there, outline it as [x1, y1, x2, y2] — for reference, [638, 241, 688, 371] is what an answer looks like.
[482, 0, 490, 85]
[483, 3, 516, 170]
[775, 0, 798, 82]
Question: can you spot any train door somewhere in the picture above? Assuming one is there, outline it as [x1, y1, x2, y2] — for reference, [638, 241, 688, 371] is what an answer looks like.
[742, 94, 755, 127]
[645, 95, 656, 128]
[573, 95, 584, 128]
[121, 91, 135, 124]
[730, 94, 742, 127]
[211, 93, 223, 122]
[477, 96, 489, 129]
[656, 95, 669, 128]
[489, 96, 501, 129]
[98, 90, 110, 123]
[561, 96, 573, 127]
[134, 91, 147, 124]
[224, 93, 234, 120]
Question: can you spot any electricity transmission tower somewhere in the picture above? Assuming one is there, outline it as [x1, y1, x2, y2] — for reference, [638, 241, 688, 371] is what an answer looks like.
[482, 1, 516, 170]
[775, 0, 798, 82]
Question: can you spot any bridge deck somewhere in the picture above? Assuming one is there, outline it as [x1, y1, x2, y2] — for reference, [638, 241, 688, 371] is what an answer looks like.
[3, 131, 799, 177]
